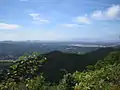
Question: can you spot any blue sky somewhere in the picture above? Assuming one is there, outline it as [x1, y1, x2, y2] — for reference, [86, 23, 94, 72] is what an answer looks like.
[0, 0, 120, 41]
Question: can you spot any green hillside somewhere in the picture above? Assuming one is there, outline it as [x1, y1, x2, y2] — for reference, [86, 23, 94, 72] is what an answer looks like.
[42, 47, 115, 82]
[0, 47, 120, 90]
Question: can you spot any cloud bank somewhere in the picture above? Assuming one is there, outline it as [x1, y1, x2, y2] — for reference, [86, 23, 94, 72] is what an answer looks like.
[91, 5, 120, 20]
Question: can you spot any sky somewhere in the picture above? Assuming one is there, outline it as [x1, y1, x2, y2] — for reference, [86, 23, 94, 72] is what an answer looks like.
[0, 0, 120, 41]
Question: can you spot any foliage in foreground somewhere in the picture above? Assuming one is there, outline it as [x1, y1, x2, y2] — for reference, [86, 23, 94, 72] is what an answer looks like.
[0, 51, 120, 90]
[74, 64, 120, 90]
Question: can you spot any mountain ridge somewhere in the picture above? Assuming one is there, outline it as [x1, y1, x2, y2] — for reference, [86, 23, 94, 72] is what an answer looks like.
[42, 47, 116, 82]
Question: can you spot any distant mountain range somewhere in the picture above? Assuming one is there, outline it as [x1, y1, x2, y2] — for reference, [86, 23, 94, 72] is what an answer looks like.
[0, 41, 120, 60]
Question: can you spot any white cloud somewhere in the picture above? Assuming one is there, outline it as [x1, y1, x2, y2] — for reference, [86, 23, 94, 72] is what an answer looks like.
[91, 11, 105, 20]
[0, 23, 20, 30]
[61, 23, 78, 28]
[73, 15, 91, 24]
[38, 19, 50, 23]
[106, 5, 120, 19]
[91, 5, 120, 20]
[29, 13, 40, 17]
[28, 13, 50, 24]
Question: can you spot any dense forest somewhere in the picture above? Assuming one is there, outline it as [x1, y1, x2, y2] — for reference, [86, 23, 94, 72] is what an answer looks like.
[0, 47, 120, 90]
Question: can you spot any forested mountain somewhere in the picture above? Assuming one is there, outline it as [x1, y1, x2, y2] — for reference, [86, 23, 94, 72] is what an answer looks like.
[0, 42, 120, 89]
[0, 47, 117, 82]
[42, 47, 116, 82]
[0, 47, 120, 90]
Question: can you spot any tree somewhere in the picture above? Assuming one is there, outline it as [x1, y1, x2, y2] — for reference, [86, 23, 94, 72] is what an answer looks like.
[7, 52, 47, 82]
